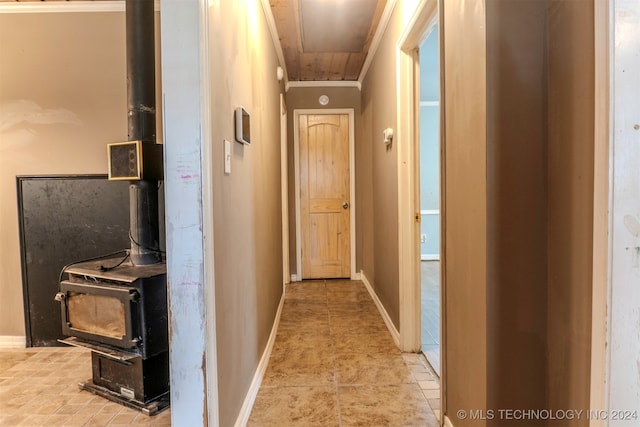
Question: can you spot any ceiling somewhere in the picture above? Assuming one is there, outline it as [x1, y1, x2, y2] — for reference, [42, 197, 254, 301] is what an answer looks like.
[269, 0, 388, 82]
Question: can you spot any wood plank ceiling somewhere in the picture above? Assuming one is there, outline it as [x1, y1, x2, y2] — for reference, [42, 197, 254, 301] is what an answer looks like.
[1, 0, 387, 82]
[270, 0, 387, 81]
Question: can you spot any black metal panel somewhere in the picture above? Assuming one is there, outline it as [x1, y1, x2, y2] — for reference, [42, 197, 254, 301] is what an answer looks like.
[91, 351, 169, 404]
[17, 175, 130, 347]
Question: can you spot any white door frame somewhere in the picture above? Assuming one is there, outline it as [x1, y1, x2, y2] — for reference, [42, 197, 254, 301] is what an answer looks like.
[396, 0, 438, 352]
[590, 1, 612, 425]
[293, 108, 357, 280]
[280, 94, 290, 287]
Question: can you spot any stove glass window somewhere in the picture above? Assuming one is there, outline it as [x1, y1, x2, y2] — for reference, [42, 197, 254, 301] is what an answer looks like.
[67, 292, 126, 339]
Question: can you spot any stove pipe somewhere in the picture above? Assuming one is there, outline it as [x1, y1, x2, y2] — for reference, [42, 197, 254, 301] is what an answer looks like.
[126, 0, 161, 265]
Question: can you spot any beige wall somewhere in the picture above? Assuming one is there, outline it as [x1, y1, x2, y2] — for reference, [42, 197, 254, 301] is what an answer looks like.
[359, 2, 406, 329]
[441, 1, 488, 425]
[485, 0, 548, 419]
[206, 1, 284, 425]
[546, 1, 594, 423]
[285, 86, 361, 277]
[443, 1, 595, 425]
[0, 11, 162, 338]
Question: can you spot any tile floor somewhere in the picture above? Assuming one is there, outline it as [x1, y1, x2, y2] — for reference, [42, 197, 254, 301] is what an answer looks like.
[0, 346, 170, 426]
[248, 279, 441, 426]
[0, 279, 440, 426]
[421, 261, 441, 376]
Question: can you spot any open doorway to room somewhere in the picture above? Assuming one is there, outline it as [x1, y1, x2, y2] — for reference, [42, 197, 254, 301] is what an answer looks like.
[418, 26, 441, 376]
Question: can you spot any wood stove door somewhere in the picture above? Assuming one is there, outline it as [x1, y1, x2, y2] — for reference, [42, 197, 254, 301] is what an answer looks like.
[59, 281, 140, 350]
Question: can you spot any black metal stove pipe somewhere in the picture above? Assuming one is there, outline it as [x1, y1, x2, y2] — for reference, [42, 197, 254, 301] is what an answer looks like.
[126, 0, 160, 265]
[126, 0, 155, 144]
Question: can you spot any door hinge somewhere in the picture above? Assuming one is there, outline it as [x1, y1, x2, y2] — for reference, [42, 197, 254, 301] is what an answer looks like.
[415, 213, 421, 223]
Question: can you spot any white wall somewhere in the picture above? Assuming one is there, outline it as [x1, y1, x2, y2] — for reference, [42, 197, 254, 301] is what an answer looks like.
[609, 0, 640, 422]
[419, 27, 440, 258]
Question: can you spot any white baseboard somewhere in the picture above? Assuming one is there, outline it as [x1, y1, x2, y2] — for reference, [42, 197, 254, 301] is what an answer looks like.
[360, 270, 400, 347]
[0, 336, 26, 349]
[234, 294, 285, 427]
[444, 415, 455, 427]
[290, 274, 298, 282]
[351, 271, 362, 281]
[421, 254, 440, 261]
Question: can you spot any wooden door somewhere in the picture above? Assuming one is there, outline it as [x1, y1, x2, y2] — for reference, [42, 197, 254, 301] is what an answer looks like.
[299, 113, 351, 279]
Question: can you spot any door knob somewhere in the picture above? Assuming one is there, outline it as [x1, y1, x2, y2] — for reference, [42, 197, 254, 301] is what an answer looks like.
[342, 202, 349, 209]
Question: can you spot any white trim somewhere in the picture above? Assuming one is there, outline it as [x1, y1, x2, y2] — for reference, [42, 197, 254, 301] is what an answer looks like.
[199, 0, 220, 423]
[348, 110, 357, 281]
[293, 108, 357, 280]
[286, 81, 361, 92]
[420, 101, 439, 107]
[590, 0, 613, 425]
[234, 294, 285, 427]
[280, 94, 290, 287]
[421, 209, 440, 215]
[290, 274, 299, 283]
[444, 415, 455, 427]
[294, 114, 302, 280]
[359, 0, 398, 85]
[0, 1, 160, 13]
[361, 271, 400, 347]
[0, 336, 26, 349]
[161, 0, 215, 423]
[397, 0, 438, 355]
[260, 0, 289, 85]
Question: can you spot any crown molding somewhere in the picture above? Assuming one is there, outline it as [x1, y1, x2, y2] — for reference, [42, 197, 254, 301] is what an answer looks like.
[286, 80, 361, 92]
[358, 0, 398, 85]
[259, 0, 289, 87]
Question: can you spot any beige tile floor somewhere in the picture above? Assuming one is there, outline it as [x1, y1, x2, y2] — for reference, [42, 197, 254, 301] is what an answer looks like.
[0, 346, 170, 426]
[0, 280, 440, 426]
[248, 279, 441, 426]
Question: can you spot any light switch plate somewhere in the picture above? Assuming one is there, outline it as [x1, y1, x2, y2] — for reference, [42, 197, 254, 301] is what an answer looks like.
[224, 140, 231, 174]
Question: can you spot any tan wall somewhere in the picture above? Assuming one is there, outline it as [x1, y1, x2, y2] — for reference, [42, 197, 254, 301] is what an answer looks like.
[485, 0, 548, 420]
[285, 86, 361, 277]
[277, 1, 595, 425]
[546, 1, 594, 423]
[486, 2, 595, 422]
[441, 1, 488, 425]
[0, 11, 162, 338]
[359, 3, 405, 329]
[206, 1, 284, 425]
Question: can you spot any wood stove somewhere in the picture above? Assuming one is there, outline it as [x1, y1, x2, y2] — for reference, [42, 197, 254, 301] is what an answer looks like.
[55, 0, 168, 415]
[57, 259, 169, 414]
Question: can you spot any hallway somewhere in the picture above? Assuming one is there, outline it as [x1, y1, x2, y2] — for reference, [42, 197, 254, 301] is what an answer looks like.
[248, 280, 439, 426]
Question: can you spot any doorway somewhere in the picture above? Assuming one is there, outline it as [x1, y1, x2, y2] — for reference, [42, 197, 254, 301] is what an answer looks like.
[294, 109, 357, 280]
[419, 26, 441, 376]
